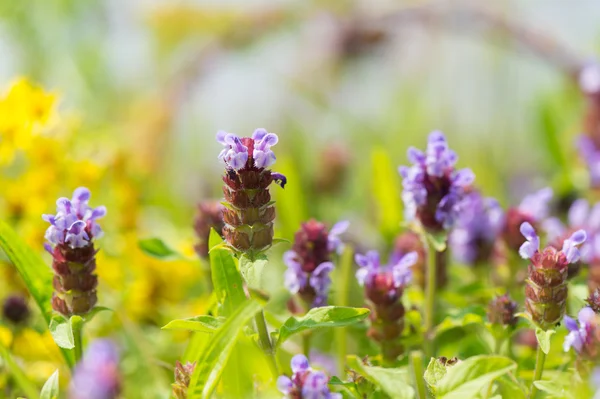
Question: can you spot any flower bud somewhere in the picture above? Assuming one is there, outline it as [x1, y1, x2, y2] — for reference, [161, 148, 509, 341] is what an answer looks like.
[217, 129, 286, 257]
[2, 295, 30, 325]
[172, 361, 196, 399]
[193, 201, 224, 258]
[43, 187, 106, 317]
[519, 222, 586, 330]
[488, 294, 518, 327]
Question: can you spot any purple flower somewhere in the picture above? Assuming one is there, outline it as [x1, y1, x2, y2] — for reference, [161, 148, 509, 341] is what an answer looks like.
[69, 340, 121, 399]
[563, 307, 599, 358]
[517, 187, 553, 222]
[252, 128, 278, 169]
[277, 354, 341, 399]
[43, 187, 106, 250]
[216, 131, 249, 170]
[580, 62, 600, 96]
[449, 191, 504, 265]
[399, 131, 474, 231]
[355, 250, 417, 302]
[284, 220, 348, 309]
[578, 135, 600, 188]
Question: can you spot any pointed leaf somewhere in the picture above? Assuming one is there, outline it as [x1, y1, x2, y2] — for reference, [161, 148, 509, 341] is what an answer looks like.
[436, 355, 517, 399]
[187, 299, 262, 399]
[424, 358, 448, 394]
[277, 306, 369, 347]
[162, 316, 224, 332]
[535, 328, 555, 355]
[138, 238, 179, 259]
[239, 253, 268, 288]
[347, 355, 415, 399]
[40, 370, 59, 399]
[49, 315, 75, 349]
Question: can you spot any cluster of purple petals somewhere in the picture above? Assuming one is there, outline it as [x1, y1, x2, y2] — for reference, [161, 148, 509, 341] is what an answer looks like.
[516, 187, 553, 222]
[69, 340, 120, 399]
[578, 135, 600, 188]
[277, 355, 341, 399]
[355, 250, 417, 295]
[449, 191, 504, 265]
[399, 131, 474, 230]
[519, 222, 586, 263]
[216, 128, 278, 170]
[544, 199, 600, 264]
[564, 307, 598, 354]
[283, 221, 349, 307]
[43, 187, 106, 250]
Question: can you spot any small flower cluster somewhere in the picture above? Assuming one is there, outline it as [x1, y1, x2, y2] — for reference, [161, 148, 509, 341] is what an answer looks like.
[355, 250, 417, 361]
[69, 340, 121, 399]
[277, 355, 341, 399]
[502, 187, 553, 253]
[564, 307, 600, 359]
[545, 199, 600, 279]
[217, 129, 286, 256]
[520, 222, 586, 330]
[487, 294, 518, 328]
[399, 131, 474, 232]
[43, 187, 106, 316]
[172, 361, 197, 399]
[193, 200, 225, 258]
[450, 191, 504, 266]
[284, 220, 348, 309]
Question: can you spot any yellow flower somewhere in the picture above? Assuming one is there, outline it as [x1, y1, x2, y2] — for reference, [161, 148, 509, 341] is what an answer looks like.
[0, 78, 57, 165]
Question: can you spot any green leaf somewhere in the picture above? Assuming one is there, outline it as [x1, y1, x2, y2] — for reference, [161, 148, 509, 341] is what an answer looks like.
[162, 316, 224, 332]
[535, 328, 555, 355]
[371, 148, 403, 241]
[426, 231, 447, 252]
[49, 315, 75, 349]
[138, 237, 179, 259]
[533, 380, 574, 399]
[424, 358, 447, 394]
[81, 306, 112, 323]
[239, 253, 268, 288]
[436, 355, 517, 399]
[188, 299, 262, 399]
[435, 306, 485, 336]
[40, 370, 59, 399]
[277, 306, 370, 346]
[347, 355, 414, 399]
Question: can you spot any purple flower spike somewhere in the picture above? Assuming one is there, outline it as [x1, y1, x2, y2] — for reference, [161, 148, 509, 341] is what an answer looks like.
[327, 220, 349, 254]
[519, 222, 540, 259]
[400, 130, 474, 232]
[216, 131, 249, 170]
[69, 340, 121, 399]
[563, 306, 599, 358]
[277, 355, 340, 399]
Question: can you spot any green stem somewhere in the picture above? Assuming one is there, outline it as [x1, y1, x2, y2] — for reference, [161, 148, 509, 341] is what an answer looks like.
[302, 332, 311, 358]
[410, 351, 427, 399]
[254, 310, 279, 378]
[425, 242, 438, 357]
[71, 316, 84, 364]
[529, 345, 546, 398]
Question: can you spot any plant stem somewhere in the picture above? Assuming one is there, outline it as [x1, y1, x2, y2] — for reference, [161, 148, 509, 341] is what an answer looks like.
[529, 345, 546, 398]
[302, 332, 311, 358]
[425, 242, 438, 357]
[410, 351, 427, 399]
[71, 316, 84, 364]
[254, 310, 279, 378]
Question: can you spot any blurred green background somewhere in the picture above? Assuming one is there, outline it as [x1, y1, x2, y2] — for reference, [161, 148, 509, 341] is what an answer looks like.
[1, 1, 599, 397]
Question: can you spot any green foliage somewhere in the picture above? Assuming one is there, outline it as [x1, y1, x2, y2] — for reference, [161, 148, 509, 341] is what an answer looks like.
[239, 253, 268, 289]
[276, 306, 370, 347]
[0, 340, 40, 399]
[535, 328, 556, 355]
[435, 355, 517, 399]
[347, 355, 415, 399]
[424, 358, 448, 395]
[162, 315, 224, 332]
[371, 147, 403, 242]
[138, 237, 180, 259]
[40, 370, 59, 399]
[187, 299, 262, 399]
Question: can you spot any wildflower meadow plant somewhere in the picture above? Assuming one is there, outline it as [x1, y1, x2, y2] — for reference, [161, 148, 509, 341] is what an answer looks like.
[277, 355, 342, 399]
